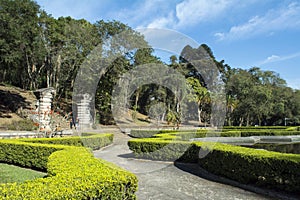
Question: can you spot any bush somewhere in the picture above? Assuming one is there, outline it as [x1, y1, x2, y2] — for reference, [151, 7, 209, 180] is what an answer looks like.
[130, 129, 161, 138]
[0, 135, 138, 199]
[6, 119, 37, 131]
[128, 137, 300, 193]
[238, 130, 300, 137]
[286, 126, 300, 131]
[0, 140, 63, 171]
[222, 126, 286, 130]
[21, 133, 113, 150]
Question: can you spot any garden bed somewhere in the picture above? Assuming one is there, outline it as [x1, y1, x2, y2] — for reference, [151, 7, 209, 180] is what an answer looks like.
[0, 133, 138, 199]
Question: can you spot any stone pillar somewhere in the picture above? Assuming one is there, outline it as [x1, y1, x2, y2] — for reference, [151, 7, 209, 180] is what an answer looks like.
[77, 93, 92, 129]
[34, 88, 55, 130]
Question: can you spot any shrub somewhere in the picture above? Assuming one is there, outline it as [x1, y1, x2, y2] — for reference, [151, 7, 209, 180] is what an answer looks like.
[0, 140, 63, 171]
[130, 129, 161, 138]
[128, 137, 300, 193]
[21, 133, 113, 150]
[0, 147, 137, 199]
[6, 119, 37, 131]
[222, 126, 286, 130]
[0, 135, 138, 199]
[239, 130, 300, 137]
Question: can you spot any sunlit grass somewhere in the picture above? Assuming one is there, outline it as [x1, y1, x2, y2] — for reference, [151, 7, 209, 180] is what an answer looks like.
[0, 163, 46, 184]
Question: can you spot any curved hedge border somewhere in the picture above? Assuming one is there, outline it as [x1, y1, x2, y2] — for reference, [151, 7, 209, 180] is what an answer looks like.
[131, 129, 300, 141]
[20, 133, 113, 150]
[128, 135, 300, 193]
[0, 134, 138, 199]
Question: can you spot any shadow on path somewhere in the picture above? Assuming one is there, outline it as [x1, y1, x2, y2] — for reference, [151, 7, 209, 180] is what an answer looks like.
[93, 132, 280, 200]
[174, 162, 299, 200]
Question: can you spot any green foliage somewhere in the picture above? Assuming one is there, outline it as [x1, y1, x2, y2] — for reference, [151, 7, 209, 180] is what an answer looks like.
[222, 126, 286, 130]
[130, 129, 161, 138]
[286, 126, 300, 131]
[5, 119, 37, 131]
[198, 143, 300, 193]
[128, 139, 196, 162]
[21, 133, 113, 150]
[228, 130, 300, 137]
[0, 134, 137, 199]
[0, 140, 63, 171]
[128, 131, 300, 193]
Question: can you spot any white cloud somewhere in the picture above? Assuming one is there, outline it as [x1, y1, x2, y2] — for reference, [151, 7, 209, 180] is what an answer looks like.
[175, 0, 232, 27]
[215, 2, 300, 41]
[111, 0, 173, 28]
[266, 55, 280, 62]
[142, 0, 235, 29]
[256, 52, 300, 66]
[147, 12, 176, 29]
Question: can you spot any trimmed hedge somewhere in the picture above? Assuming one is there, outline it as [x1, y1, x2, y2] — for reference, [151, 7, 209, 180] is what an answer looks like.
[222, 126, 287, 130]
[128, 138, 300, 193]
[130, 129, 162, 138]
[130, 129, 300, 142]
[0, 140, 63, 171]
[21, 133, 113, 150]
[229, 130, 300, 137]
[0, 134, 138, 199]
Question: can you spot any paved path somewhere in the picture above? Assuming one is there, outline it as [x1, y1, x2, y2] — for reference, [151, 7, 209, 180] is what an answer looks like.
[93, 132, 291, 200]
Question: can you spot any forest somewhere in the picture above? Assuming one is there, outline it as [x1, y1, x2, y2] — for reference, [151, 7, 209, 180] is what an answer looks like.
[1, 0, 300, 127]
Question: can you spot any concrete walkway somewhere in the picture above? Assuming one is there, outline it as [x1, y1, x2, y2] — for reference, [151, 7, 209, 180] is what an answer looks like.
[93, 132, 293, 200]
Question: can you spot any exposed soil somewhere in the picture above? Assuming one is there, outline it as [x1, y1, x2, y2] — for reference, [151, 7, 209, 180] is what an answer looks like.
[0, 84, 37, 126]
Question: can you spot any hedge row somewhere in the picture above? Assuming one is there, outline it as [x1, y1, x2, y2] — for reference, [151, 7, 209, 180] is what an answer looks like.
[0, 134, 138, 199]
[0, 140, 63, 171]
[222, 126, 287, 130]
[21, 133, 113, 150]
[130, 129, 300, 141]
[226, 130, 300, 137]
[130, 129, 222, 139]
[128, 138, 300, 193]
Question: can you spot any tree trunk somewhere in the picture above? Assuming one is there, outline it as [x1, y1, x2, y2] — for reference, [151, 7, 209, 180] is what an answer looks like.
[198, 104, 202, 125]
[46, 69, 50, 88]
[239, 117, 244, 127]
[228, 116, 232, 126]
[55, 54, 61, 92]
[135, 88, 140, 110]
[161, 111, 165, 122]
[246, 113, 250, 126]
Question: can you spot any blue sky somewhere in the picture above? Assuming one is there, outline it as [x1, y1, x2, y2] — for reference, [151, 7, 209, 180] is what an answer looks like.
[36, 0, 300, 89]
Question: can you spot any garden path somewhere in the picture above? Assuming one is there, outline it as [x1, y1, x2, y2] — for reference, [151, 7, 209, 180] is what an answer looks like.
[93, 131, 292, 200]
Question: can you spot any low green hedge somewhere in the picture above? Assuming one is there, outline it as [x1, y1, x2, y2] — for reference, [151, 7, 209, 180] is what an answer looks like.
[222, 126, 287, 130]
[232, 130, 300, 137]
[0, 140, 65, 171]
[128, 138, 300, 193]
[0, 134, 138, 199]
[129, 129, 162, 138]
[130, 129, 300, 141]
[21, 133, 113, 150]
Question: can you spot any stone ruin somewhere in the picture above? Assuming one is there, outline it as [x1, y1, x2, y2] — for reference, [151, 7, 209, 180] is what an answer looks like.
[73, 93, 93, 129]
[33, 88, 93, 131]
[33, 87, 55, 132]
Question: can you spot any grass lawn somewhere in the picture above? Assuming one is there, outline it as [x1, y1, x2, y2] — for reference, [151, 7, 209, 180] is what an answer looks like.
[0, 163, 46, 184]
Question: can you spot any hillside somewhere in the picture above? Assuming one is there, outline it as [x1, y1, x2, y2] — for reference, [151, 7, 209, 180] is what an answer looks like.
[0, 83, 37, 126]
[0, 84, 71, 129]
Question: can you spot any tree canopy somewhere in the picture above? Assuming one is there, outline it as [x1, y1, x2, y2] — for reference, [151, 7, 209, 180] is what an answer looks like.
[1, 0, 299, 126]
